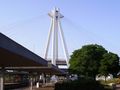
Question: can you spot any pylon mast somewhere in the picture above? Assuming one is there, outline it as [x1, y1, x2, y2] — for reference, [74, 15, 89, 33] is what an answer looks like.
[44, 8, 69, 67]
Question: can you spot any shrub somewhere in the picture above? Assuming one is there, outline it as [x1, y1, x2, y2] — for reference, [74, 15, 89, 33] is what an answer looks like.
[55, 78, 111, 90]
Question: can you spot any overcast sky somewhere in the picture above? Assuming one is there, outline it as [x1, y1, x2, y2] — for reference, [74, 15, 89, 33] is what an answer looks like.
[0, 0, 120, 58]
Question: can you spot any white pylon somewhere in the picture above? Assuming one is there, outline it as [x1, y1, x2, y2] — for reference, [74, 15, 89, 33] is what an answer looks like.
[44, 8, 69, 67]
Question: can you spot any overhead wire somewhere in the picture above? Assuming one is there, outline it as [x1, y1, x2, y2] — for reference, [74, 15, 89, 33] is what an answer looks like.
[62, 16, 118, 53]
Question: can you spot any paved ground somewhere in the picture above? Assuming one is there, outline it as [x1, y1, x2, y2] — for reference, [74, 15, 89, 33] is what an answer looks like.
[13, 84, 120, 90]
[115, 84, 120, 90]
[14, 86, 54, 90]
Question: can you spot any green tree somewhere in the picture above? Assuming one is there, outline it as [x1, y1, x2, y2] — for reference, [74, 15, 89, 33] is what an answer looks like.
[69, 44, 107, 79]
[69, 44, 120, 79]
[99, 53, 110, 81]
[99, 52, 120, 78]
[108, 52, 120, 77]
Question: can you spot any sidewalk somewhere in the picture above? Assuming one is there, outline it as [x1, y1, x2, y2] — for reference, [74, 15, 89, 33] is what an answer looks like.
[115, 84, 120, 90]
[14, 86, 54, 90]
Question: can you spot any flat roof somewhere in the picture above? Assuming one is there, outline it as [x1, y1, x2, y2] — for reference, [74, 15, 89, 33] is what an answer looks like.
[4, 66, 66, 75]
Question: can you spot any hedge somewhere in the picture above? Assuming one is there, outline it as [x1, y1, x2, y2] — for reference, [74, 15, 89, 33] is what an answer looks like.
[55, 78, 111, 90]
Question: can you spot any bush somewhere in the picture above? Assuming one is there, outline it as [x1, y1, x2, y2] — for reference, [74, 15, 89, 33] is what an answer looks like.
[55, 78, 111, 90]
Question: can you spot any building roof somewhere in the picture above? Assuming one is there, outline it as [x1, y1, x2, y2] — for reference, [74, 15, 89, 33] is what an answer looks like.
[0, 33, 66, 74]
[0, 33, 48, 67]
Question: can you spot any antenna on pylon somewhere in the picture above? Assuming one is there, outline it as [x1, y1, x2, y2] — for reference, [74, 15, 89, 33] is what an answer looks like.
[44, 8, 69, 67]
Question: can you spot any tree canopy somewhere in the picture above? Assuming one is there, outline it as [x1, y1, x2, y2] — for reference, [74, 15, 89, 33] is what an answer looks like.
[69, 44, 120, 79]
[99, 52, 120, 77]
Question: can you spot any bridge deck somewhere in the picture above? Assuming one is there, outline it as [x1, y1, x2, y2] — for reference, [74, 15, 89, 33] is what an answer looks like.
[48, 60, 67, 65]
